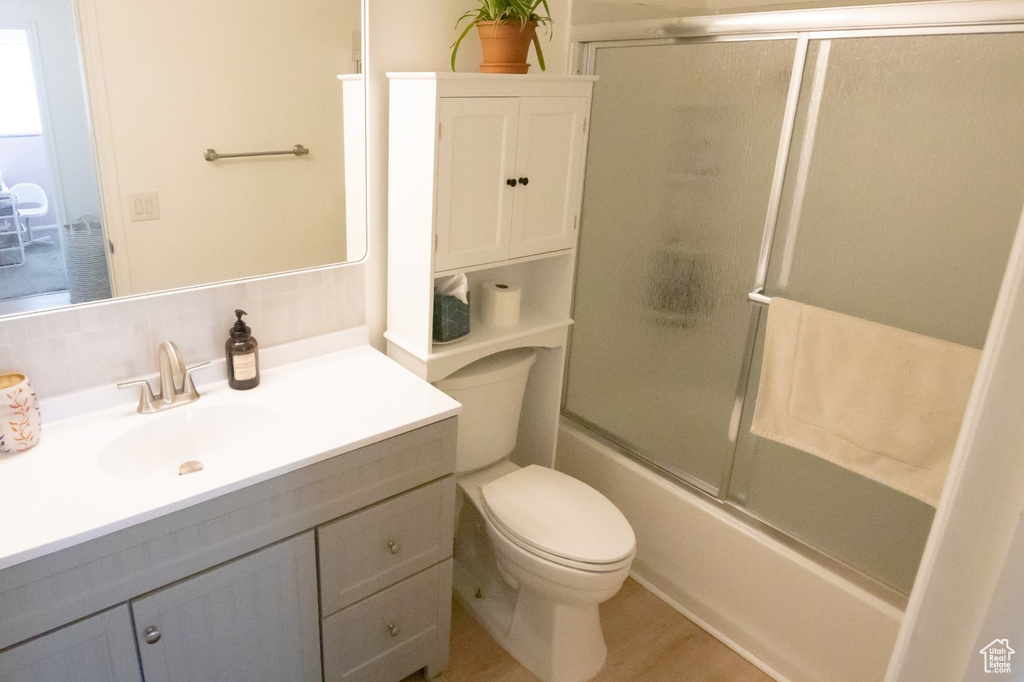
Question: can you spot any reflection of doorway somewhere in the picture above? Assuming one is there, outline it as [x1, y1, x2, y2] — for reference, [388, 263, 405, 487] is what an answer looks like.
[0, 27, 70, 314]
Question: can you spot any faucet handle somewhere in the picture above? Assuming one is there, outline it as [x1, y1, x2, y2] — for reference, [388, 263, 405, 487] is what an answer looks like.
[117, 379, 157, 414]
[181, 361, 211, 399]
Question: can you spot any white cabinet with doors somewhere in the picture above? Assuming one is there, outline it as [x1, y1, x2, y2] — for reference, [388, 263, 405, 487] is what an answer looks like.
[434, 94, 589, 271]
[386, 73, 595, 469]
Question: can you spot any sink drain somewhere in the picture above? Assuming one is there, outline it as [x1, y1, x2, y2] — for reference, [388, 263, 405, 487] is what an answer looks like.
[178, 460, 203, 475]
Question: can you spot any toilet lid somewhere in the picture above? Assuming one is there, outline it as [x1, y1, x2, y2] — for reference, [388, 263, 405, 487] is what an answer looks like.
[480, 465, 636, 565]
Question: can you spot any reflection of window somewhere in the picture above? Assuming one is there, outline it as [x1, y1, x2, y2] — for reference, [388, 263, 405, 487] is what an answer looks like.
[0, 29, 43, 136]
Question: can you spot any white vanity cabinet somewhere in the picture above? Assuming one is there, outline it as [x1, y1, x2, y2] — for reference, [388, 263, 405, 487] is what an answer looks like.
[0, 607, 141, 682]
[0, 419, 458, 682]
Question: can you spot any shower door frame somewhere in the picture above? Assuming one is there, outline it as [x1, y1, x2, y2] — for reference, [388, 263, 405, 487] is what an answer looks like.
[563, 0, 1024, 593]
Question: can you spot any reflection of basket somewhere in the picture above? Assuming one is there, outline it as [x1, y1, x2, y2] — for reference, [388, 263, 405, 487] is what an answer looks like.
[62, 215, 112, 304]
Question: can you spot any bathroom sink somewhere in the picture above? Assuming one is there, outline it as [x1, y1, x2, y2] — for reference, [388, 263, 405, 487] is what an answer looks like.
[98, 405, 279, 480]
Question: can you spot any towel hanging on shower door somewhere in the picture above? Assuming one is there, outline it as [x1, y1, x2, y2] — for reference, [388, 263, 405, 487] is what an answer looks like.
[750, 298, 981, 507]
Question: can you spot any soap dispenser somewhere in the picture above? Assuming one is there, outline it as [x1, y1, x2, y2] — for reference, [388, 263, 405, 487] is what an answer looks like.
[226, 309, 260, 390]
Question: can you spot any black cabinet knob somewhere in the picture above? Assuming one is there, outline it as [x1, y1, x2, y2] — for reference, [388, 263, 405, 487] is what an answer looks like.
[518, 177, 529, 186]
[506, 178, 517, 187]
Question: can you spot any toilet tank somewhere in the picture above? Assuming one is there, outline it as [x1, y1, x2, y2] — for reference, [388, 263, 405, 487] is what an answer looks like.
[433, 348, 538, 474]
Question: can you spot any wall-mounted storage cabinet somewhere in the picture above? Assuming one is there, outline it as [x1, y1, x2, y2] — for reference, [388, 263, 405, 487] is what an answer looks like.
[385, 73, 595, 380]
[435, 95, 589, 272]
[385, 73, 596, 469]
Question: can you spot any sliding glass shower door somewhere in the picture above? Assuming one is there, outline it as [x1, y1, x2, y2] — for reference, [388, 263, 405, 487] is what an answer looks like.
[566, 28, 1024, 593]
[563, 38, 796, 493]
[728, 32, 1024, 593]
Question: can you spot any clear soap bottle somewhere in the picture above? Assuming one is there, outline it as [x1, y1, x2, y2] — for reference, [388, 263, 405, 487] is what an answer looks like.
[226, 309, 260, 390]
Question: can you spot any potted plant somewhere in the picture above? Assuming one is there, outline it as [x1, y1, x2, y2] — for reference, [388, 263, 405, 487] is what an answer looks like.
[451, 0, 552, 74]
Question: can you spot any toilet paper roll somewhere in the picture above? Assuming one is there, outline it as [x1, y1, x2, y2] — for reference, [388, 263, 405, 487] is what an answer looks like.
[480, 281, 522, 327]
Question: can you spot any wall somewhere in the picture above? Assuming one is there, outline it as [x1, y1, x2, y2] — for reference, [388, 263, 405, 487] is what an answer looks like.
[0, 263, 365, 400]
[0, 0, 101, 223]
[81, 0, 360, 296]
[365, 0, 572, 350]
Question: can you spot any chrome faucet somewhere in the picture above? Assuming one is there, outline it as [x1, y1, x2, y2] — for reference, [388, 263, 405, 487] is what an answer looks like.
[118, 341, 212, 414]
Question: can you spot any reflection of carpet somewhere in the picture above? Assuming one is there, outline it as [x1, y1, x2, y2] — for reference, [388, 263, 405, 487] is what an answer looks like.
[0, 236, 69, 301]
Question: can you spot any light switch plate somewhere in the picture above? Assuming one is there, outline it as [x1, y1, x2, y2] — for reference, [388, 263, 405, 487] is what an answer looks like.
[127, 191, 160, 222]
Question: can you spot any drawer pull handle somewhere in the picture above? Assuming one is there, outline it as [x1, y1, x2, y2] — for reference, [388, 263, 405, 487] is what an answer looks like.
[144, 626, 161, 644]
[388, 623, 401, 637]
[388, 541, 401, 555]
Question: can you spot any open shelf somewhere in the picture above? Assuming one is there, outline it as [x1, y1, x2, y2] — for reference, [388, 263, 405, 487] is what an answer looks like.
[433, 249, 573, 279]
[385, 310, 572, 383]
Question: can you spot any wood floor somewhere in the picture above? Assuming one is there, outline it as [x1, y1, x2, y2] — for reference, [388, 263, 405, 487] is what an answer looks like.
[406, 578, 773, 682]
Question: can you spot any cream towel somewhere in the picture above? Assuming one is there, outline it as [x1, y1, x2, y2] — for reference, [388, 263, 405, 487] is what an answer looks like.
[750, 298, 981, 507]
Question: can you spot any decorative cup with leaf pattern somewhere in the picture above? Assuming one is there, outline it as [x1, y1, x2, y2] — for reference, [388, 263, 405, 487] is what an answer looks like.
[0, 373, 41, 453]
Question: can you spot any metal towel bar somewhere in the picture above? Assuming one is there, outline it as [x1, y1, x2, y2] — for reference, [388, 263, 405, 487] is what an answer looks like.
[748, 288, 771, 307]
[203, 144, 309, 162]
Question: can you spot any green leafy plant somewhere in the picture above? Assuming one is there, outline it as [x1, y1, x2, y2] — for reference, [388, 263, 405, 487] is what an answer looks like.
[451, 0, 553, 72]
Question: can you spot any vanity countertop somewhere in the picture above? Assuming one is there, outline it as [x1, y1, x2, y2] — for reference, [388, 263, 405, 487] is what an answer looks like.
[0, 329, 460, 571]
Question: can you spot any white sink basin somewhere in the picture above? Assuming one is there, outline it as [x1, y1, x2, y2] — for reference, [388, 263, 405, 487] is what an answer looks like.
[98, 405, 279, 480]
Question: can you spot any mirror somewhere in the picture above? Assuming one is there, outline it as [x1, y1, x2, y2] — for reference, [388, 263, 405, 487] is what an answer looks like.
[0, 0, 366, 317]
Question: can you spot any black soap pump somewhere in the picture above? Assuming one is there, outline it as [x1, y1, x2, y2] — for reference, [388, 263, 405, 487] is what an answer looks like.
[226, 309, 260, 390]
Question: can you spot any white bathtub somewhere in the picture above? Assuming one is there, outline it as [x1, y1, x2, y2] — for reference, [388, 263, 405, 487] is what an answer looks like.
[555, 419, 904, 682]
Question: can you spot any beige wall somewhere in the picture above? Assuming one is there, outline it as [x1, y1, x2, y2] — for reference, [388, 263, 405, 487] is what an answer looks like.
[82, 0, 360, 296]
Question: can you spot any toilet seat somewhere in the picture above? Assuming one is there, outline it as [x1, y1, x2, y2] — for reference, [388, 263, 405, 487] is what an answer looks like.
[480, 465, 636, 572]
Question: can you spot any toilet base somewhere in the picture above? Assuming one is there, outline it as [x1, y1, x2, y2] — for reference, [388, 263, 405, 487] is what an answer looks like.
[453, 559, 610, 682]
[453, 498, 612, 682]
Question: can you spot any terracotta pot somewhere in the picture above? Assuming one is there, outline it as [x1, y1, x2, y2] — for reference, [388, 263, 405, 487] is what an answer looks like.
[477, 20, 536, 74]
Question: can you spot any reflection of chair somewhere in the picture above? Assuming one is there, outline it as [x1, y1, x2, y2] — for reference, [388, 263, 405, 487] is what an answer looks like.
[0, 193, 25, 267]
[9, 183, 53, 245]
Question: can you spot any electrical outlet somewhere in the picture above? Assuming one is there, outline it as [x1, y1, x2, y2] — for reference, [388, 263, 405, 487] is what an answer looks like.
[127, 191, 160, 222]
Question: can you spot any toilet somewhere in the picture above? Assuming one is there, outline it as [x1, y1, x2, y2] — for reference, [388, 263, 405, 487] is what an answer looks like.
[434, 348, 636, 682]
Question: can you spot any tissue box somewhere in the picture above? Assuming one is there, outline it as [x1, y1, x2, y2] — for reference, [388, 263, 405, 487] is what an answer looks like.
[433, 293, 470, 342]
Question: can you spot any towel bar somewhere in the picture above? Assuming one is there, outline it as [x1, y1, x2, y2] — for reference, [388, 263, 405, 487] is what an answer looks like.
[748, 288, 771, 307]
[203, 144, 309, 162]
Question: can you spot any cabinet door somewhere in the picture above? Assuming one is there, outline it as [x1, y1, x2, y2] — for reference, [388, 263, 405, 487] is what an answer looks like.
[435, 97, 519, 271]
[132, 532, 320, 682]
[0, 606, 141, 682]
[510, 97, 590, 258]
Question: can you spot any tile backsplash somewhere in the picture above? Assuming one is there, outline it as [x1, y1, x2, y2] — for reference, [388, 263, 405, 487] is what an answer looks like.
[0, 264, 366, 399]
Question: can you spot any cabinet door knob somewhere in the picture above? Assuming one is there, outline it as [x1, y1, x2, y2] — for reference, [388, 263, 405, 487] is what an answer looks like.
[144, 626, 162, 644]
[388, 623, 401, 637]
[518, 177, 529, 186]
[388, 541, 401, 555]
[506, 178, 517, 187]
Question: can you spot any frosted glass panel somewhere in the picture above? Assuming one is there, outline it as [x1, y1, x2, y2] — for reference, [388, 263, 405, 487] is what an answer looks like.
[564, 40, 795, 491]
[766, 34, 1024, 347]
[730, 32, 1024, 593]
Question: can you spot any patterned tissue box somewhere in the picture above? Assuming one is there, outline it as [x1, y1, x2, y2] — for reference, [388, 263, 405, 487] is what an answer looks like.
[433, 293, 470, 343]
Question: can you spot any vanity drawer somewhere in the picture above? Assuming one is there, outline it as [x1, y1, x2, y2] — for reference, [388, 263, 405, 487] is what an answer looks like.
[322, 559, 452, 682]
[317, 477, 455, 617]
